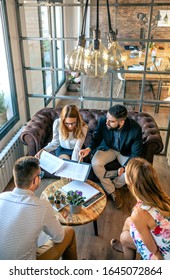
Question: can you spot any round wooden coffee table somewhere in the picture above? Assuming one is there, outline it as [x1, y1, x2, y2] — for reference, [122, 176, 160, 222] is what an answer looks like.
[41, 178, 107, 236]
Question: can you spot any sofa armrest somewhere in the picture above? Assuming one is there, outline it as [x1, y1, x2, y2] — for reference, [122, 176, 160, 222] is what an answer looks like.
[128, 111, 163, 163]
[20, 108, 61, 156]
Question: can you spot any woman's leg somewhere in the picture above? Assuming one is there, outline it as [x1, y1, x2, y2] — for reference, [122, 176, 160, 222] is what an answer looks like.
[120, 217, 137, 260]
[59, 154, 70, 160]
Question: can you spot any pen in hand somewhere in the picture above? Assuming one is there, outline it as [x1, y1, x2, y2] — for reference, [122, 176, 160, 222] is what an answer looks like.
[78, 156, 82, 164]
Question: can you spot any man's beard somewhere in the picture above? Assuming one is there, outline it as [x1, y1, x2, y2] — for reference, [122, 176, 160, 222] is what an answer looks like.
[107, 123, 120, 131]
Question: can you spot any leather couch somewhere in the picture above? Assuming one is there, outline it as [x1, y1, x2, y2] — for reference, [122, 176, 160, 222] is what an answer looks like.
[20, 108, 164, 179]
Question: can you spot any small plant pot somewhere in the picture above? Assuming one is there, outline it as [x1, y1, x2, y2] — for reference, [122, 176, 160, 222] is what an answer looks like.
[69, 204, 82, 214]
[48, 195, 54, 204]
[55, 201, 61, 209]
[60, 195, 66, 205]
[67, 83, 80, 92]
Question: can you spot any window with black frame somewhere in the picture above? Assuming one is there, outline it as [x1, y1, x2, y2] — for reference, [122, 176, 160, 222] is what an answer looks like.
[0, 1, 19, 141]
[16, 0, 65, 114]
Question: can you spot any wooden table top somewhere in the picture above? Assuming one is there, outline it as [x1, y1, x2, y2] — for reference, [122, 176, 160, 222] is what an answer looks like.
[124, 49, 170, 81]
[40, 178, 107, 226]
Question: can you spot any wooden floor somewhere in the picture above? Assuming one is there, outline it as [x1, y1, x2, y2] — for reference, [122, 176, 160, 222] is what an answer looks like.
[5, 154, 170, 260]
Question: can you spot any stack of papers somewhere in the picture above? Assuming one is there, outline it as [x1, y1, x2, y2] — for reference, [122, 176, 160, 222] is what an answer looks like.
[39, 151, 91, 181]
[61, 180, 100, 202]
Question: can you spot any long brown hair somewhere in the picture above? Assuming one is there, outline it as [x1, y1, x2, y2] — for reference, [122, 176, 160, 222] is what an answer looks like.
[126, 157, 170, 216]
[59, 105, 87, 139]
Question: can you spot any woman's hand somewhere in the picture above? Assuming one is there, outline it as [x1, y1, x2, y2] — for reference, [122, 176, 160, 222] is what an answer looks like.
[35, 149, 44, 159]
[151, 248, 163, 260]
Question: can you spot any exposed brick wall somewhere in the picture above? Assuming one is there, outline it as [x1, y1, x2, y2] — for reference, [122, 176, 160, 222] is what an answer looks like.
[90, 0, 170, 48]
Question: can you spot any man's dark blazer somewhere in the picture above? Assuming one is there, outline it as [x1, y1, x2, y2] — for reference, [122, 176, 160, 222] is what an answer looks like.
[89, 116, 143, 166]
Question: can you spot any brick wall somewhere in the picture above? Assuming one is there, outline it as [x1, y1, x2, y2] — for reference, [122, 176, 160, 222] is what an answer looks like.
[90, 0, 170, 48]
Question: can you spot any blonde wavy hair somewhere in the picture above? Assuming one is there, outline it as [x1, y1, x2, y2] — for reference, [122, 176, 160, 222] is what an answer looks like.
[126, 157, 170, 216]
[59, 105, 87, 139]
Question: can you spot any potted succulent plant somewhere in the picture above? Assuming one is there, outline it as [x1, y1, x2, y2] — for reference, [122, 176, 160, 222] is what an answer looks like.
[48, 194, 55, 204]
[66, 190, 86, 214]
[66, 71, 81, 92]
[54, 199, 61, 209]
[0, 90, 7, 127]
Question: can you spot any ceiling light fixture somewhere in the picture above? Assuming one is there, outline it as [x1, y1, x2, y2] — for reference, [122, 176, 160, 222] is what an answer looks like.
[84, 0, 108, 78]
[106, 0, 127, 70]
[65, 0, 89, 73]
[65, 0, 127, 78]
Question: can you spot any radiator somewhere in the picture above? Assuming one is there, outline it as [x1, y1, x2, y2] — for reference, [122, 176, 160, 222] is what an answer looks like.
[0, 127, 25, 192]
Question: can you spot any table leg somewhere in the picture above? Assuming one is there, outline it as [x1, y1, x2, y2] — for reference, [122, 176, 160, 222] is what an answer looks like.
[93, 220, 98, 236]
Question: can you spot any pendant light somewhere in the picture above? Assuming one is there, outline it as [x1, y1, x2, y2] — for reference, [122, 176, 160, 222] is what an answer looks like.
[106, 0, 127, 70]
[84, 0, 108, 78]
[65, 0, 89, 73]
[163, 8, 169, 24]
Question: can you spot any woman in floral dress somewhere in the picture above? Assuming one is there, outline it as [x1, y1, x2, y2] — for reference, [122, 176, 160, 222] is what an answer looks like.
[110, 157, 170, 260]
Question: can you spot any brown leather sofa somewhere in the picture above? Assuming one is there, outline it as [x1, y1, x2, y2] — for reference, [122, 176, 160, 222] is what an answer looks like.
[20, 108, 164, 179]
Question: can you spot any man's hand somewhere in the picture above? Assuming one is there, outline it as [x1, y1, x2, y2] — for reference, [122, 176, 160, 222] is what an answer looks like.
[118, 167, 125, 176]
[79, 147, 91, 159]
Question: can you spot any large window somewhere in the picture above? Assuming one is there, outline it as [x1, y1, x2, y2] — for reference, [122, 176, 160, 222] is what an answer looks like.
[16, 0, 65, 118]
[0, 1, 19, 141]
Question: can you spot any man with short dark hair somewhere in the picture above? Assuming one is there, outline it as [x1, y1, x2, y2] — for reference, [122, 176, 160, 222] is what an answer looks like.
[0, 156, 77, 260]
[79, 104, 143, 209]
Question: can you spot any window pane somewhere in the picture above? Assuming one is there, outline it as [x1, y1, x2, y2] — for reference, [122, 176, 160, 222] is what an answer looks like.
[0, 3, 18, 134]
[0, 6, 14, 127]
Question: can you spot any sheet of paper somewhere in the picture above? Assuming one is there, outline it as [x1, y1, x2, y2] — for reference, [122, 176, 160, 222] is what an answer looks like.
[61, 180, 99, 202]
[39, 150, 65, 174]
[54, 160, 91, 181]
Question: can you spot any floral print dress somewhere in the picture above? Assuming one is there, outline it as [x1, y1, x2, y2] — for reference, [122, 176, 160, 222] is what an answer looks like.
[130, 203, 170, 260]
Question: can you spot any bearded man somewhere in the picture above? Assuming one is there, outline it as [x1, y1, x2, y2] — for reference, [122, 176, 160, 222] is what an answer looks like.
[79, 104, 143, 209]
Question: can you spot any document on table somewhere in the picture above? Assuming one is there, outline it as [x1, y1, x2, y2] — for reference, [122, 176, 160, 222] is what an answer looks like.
[39, 150, 65, 174]
[54, 159, 91, 182]
[61, 180, 100, 201]
[39, 151, 91, 181]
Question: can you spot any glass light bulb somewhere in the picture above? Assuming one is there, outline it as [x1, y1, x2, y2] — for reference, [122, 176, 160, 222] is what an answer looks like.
[65, 35, 86, 73]
[84, 41, 108, 78]
[65, 46, 85, 73]
[108, 41, 128, 70]
[65, 49, 76, 70]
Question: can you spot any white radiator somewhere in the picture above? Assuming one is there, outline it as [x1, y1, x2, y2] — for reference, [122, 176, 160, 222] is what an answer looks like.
[0, 127, 25, 192]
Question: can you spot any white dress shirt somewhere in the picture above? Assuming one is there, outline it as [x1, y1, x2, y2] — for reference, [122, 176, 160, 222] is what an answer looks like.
[44, 118, 88, 161]
[0, 187, 64, 260]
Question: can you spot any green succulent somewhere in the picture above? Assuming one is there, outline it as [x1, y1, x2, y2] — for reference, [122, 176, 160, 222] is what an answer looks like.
[0, 91, 7, 114]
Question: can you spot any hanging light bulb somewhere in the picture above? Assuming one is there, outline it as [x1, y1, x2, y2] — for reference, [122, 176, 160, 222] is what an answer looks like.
[84, 29, 108, 78]
[106, 0, 127, 70]
[65, 0, 89, 73]
[65, 35, 86, 73]
[107, 30, 127, 70]
[84, 0, 108, 78]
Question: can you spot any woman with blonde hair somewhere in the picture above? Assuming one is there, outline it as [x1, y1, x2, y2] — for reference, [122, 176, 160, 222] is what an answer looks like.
[110, 157, 170, 260]
[36, 105, 88, 162]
